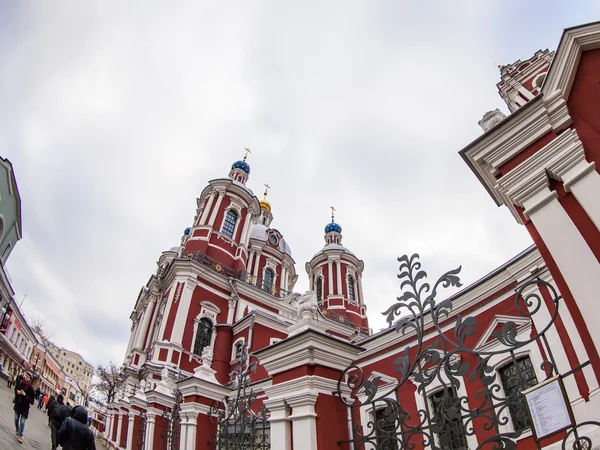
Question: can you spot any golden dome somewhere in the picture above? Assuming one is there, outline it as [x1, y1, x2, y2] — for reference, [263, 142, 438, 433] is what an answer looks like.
[260, 199, 271, 211]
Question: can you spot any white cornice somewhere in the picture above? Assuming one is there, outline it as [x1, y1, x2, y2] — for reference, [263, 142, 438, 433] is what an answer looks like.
[254, 329, 362, 376]
[543, 21, 600, 99]
[177, 375, 231, 401]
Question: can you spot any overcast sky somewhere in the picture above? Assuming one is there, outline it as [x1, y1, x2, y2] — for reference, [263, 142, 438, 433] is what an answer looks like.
[1, 1, 598, 368]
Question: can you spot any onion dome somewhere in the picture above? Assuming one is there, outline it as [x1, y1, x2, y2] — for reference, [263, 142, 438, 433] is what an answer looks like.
[325, 220, 342, 234]
[231, 159, 250, 175]
[184, 227, 191, 235]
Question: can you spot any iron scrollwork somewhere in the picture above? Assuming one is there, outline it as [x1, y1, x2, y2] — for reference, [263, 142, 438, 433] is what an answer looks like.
[210, 344, 270, 449]
[161, 389, 182, 450]
[335, 254, 599, 449]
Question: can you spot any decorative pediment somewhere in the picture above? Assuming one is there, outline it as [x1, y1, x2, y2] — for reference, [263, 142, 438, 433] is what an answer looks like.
[473, 314, 531, 352]
[543, 21, 600, 100]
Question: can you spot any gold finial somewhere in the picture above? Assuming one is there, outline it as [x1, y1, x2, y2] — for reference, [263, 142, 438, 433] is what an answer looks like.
[330, 206, 336, 221]
[243, 148, 252, 161]
[263, 183, 270, 200]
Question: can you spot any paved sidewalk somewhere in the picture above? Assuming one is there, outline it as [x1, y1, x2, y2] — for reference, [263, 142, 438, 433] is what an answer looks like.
[0, 381, 105, 449]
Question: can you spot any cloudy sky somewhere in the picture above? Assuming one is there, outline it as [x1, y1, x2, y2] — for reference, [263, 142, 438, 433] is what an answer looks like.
[1, 1, 598, 367]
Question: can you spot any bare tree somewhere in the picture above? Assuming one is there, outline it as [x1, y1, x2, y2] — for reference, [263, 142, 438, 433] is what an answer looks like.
[94, 362, 125, 404]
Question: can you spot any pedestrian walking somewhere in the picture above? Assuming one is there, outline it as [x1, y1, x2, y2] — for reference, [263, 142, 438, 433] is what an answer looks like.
[34, 386, 41, 400]
[37, 391, 45, 409]
[7, 367, 14, 388]
[13, 372, 35, 444]
[46, 394, 56, 427]
[49, 394, 69, 450]
[58, 405, 96, 450]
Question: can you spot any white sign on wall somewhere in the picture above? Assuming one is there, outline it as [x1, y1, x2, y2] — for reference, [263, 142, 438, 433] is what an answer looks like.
[522, 376, 574, 440]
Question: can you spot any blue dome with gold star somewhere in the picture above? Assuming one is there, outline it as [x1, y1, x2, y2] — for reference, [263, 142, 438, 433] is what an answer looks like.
[325, 220, 342, 234]
[231, 160, 250, 175]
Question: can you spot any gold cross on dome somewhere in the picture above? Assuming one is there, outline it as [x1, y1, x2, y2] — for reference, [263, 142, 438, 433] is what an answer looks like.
[330, 206, 336, 220]
[263, 183, 270, 199]
[243, 148, 252, 160]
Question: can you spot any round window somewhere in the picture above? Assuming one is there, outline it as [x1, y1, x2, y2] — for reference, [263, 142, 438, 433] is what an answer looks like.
[269, 235, 278, 245]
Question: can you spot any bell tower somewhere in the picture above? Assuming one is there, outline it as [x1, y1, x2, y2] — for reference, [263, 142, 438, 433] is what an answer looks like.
[305, 208, 369, 334]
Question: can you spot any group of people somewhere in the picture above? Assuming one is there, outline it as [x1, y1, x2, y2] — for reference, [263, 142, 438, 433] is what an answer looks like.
[9, 368, 96, 449]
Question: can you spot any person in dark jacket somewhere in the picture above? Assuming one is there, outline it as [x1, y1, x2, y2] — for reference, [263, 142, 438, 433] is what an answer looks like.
[46, 394, 56, 427]
[49, 394, 70, 450]
[13, 372, 35, 444]
[58, 405, 96, 450]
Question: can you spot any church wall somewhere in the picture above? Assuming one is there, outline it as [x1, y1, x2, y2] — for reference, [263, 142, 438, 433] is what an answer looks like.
[161, 282, 183, 342]
[315, 393, 350, 450]
[213, 324, 234, 384]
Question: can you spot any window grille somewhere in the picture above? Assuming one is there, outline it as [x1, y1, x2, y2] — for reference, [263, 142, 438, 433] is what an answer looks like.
[348, 276, 356, 301]
[222, 210, 238, 238]
[499, 356, 538, 432]
[263, 269, 274, 292]
[234, 341, 244, 360]
[430, 388, 468, 450]
[316, 278, 323, 301]
[193, 318, 213, 356]
[375, 408, 399, 450]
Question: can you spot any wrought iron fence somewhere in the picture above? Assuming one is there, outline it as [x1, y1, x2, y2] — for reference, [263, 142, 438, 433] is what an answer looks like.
[137, 411, 146, 450]
[161, 390, 182, 450]
[335, 253, 599, 450]
[210, 344, 270, 449]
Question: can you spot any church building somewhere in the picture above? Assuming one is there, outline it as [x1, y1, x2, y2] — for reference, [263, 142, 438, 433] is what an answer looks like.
[103, 21, 600, 450]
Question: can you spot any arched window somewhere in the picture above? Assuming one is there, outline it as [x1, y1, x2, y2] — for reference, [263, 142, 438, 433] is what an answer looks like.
[222, 210, 238, 238]
[430, 388, 467, 450]
[234, 341, 244, 360]
[193, 318, 213, 356]
[316, 277, 323, 301]
[499, 355, 538, 432]
[263, 268, 274, 292]
[348, 276, 356, 301]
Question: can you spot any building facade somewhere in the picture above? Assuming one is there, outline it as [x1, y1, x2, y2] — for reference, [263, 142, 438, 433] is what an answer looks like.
[31, 332, 66, 395]
[103, 21, 600, 450]
[45, 342, 94, 398]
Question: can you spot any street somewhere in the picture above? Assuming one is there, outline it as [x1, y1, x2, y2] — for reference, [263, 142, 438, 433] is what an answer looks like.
[0, 381, 104, 449]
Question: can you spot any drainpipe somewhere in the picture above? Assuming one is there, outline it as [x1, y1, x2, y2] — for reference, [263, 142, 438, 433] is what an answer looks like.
[247, 313, 256, 352]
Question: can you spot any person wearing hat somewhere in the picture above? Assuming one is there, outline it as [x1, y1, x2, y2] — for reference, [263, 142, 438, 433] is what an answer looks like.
[13, 372, 35, 444]
[58, 405, 96, 450]
[49, 393, 69, 450]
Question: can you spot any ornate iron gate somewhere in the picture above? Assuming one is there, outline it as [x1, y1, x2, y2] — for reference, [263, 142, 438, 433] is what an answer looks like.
[161, 390, 182, 450]
[335, 254, 599, 450]
[210, 344, 270, 449]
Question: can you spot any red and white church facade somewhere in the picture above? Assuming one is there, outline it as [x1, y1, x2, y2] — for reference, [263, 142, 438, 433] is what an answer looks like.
[103, 21, 600, 450]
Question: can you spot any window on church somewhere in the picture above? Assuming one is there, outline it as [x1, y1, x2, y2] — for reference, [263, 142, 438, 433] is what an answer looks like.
[375, 408, 399, 449]
[348, 276, 356, 301]
[499, 355, 538, 432]
[263, 269, 274, 292]
[234, 341, 244, 360]
[430, 388, 467, 450]
[193, 318, 213, 356]
[316, 278, 323, 301]
[222, 210, 238, 238]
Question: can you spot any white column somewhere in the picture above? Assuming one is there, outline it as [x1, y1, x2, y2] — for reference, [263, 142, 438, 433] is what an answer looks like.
[265, 399, 292, 450]
[561, 160, 600, 232]
[126, 412, 135, 450]
[280, 266, 287, 291]
[253, 252, 262, 278]
[158, 285, 178, 340]
[144, 297, 161, 350]
[199, 192, 216, 225]
[357, 273, 365, 305]
[179, 405, 200, 450]
[288, 395, 318, 450]
[336, 260, 342, 296]
[239, 212, 253, 246]
[327, 261, 333, 297]
[135, 297, 156, 350]
[227, 296, 237, 324]
[171, 278, 198, 346]
[522, 284, 581, 403]
[523, 186, 600, 353]
[208, 190, 226, 226]
[247, 250, 255, 276]
[105, 413, 114, 441]
[115, 413, 123, 446]
[145, 413, 156, 450]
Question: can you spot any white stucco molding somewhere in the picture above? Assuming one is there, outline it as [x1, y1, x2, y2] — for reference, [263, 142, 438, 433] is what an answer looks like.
[543, 21, 600, 99]
[496, 129, 590, 219]
[254, 329, 362, 376]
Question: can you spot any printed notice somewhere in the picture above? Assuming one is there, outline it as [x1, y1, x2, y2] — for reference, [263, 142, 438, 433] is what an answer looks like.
[523, 378, 573, 439]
